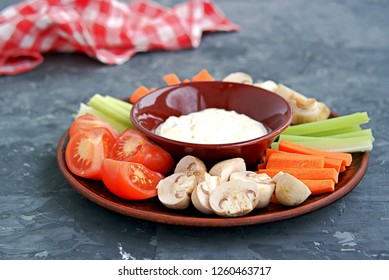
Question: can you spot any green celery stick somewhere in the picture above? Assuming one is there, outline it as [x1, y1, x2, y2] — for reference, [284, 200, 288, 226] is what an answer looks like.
[278, 135, 373, 153]
[327, 129, 374, 140]
[270, 142, 279, 150]
[75, 102, 93, 118]
[279, 129, 374, 142]
[282, 112, 370, 136]
[104, 95, 133, 112]
[88, 94, 135, 129]
[302, 125, 362, 137]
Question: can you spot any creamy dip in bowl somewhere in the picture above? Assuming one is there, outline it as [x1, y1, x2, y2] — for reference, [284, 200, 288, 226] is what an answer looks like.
[155, 108, 268, 144]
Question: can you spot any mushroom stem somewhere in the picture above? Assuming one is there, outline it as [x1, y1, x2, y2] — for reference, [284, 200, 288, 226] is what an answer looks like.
[191, 173, 220, 214]
[230, 171, 275, 209]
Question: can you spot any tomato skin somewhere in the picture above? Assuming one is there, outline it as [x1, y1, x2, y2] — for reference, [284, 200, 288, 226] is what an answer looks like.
[65, 127, 116, 180]
[108, 128, 174, 175]
[69, 113, 120, 139]
[101, 158, 164, 200]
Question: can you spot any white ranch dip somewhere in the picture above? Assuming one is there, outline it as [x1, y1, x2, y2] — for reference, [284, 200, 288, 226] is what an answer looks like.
[155, 108, 268, 144]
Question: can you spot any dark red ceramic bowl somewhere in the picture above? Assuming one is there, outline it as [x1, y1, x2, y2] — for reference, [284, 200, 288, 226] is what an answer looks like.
[130, 81, 292, 168]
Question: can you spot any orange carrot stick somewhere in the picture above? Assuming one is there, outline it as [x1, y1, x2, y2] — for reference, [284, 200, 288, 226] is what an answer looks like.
[263, 148, 281, 163]
[301, 180, 335, 195]
[191, 69, 215, 82]
[257, 168, 339, 183]
[163, 73, 181, 85]
[266, 153, 325, 169]
[265, 148, 342, 170]
[264, 148, 314, 162]
[323, 157, 343, 173]
[130, 85, 150, 104]
[278, 140, 352, 167]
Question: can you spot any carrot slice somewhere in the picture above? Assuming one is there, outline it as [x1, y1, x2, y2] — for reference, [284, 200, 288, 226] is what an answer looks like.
[301, 179, 335, 195]
[182, 78, 191, 83]
[163, 73, 181, 85]
[266, 153, 325, 169]
[130, 85, 150, 104]
[278, 140, 352, 167]
[191, 69, 215, 82]
[257, 168, 339, 183]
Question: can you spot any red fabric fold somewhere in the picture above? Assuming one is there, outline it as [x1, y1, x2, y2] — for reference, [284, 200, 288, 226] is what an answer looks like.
[0, 0, 239, 75]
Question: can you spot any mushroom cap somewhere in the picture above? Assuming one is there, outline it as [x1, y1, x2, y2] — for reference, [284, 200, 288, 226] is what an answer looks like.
[254, 80, 278, 92]
[274, 172, 311, 206]
[290, 100, 331, 124]
[223, 72, 253, 85]
[255, 82, 331, 125]
[209, 180, 260, 217]
[174, 155, 207, 181]
[209, 157, 246, 183]
[230, 171, 275, 209]
[275, 84, 331, 125]
[230, 171, 272, 184]
[157, 172, 197, 210]
[191, 173, 220, 214]
[271, 171, 285, 184]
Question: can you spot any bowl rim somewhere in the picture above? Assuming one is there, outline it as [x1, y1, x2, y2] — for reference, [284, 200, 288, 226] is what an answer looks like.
[130, 81, 293, 148]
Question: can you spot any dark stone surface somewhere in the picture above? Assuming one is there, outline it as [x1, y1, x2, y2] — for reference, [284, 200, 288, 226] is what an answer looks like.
[1, 0, 388, 260]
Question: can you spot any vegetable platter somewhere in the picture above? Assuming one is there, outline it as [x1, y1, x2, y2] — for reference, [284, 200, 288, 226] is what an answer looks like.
[56, 70, 372, 227]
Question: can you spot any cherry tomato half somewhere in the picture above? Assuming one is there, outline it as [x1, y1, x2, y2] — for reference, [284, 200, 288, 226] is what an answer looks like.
[101, 158, 164, 200]
[108, 128, 174, 175]
[69, 113, 120, 139]
[65, 127, 116, 180]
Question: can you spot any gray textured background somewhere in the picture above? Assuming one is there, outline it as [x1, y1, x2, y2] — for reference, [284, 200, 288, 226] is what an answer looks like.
[1, 0, 388, 260]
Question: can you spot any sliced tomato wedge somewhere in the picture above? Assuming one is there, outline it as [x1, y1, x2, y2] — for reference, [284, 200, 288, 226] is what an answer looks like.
[101, 158, 164, 200]
[69, 113, 120, 139]
[108, 128, 174, 175]
[65, 127, 116, 180]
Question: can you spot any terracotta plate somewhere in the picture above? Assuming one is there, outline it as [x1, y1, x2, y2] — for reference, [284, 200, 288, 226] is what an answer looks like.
[56, 118, 369, 227]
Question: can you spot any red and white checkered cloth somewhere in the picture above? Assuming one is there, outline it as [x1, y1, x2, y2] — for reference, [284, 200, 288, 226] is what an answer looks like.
[0, 0, 239, 75]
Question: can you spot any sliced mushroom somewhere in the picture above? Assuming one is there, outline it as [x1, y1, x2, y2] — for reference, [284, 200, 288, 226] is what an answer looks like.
[157, 172, 197, 210]
[223, 72, 253, 85]
[209, 158, 246, 183]
[230, 171, 275, 209]
[276, 84, 331, 124]
[254, 80, 278, 92]
[191, 173, 221, 214]
[209, 180, 260, 217]
[255, 81, 331, 125]
[271, 171, 284, 184]
[274, 172, 311, 206]
[174, 155, 207, 182]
